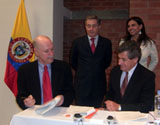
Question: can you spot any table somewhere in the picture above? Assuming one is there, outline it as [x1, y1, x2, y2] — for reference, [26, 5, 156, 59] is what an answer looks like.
[10, 106, 152, 125]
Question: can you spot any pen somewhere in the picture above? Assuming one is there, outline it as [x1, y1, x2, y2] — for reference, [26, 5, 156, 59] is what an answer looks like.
[20, 97, 26, 99]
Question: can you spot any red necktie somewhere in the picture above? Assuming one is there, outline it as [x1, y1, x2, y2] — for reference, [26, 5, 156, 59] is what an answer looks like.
[43, 65, 52, 103]
[121, 72, 128, 96]
[90, 38, 95, 53]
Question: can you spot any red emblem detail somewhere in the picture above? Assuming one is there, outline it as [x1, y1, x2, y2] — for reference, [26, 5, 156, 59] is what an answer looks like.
[9, 37, 34, 63]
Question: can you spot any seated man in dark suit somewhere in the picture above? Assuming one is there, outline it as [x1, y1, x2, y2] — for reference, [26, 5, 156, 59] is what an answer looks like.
[16, 35, 74, 110]
[104, 40, 155, 113]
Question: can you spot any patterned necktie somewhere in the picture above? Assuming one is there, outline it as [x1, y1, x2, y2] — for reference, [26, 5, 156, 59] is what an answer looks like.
[43, 65, 52, 103]
[121, 72, 128, 96]
[90, 38, 95, 53]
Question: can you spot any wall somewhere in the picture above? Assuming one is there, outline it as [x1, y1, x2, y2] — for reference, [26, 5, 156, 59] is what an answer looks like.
[64, 0, 129, 11]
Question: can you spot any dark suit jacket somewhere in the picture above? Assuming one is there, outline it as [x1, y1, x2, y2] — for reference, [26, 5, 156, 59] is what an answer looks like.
[16, 59, 74, 110]
[106, 63, 155, 113]
[70, 35, 112, 99]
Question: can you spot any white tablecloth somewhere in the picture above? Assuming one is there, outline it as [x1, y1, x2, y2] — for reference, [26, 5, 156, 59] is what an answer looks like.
[10, 106, 150, 125]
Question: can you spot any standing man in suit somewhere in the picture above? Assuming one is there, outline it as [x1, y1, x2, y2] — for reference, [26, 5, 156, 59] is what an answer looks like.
[16, 35, 74, 110]
[70, 15, 112, 108]
[105, 41, 155, 113]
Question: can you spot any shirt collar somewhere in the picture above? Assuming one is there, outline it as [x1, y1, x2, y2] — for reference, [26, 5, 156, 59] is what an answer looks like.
[127, 63, 138, 78]
[38, 61, 51, 70]
[88, 35, 98, 40]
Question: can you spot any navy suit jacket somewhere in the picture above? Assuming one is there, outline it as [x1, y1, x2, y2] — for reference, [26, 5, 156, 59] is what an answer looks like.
[70, 35, 112, 99]
[106, 63, 155, 113]
[16, 59, 74, 110]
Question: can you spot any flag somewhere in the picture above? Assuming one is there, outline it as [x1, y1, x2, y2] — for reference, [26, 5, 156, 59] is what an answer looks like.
[4, 0, 34, 96]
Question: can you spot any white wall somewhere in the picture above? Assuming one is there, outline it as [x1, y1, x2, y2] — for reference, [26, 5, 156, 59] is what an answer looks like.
[0, 1, 22, 125]
[0, 0, 71, 125]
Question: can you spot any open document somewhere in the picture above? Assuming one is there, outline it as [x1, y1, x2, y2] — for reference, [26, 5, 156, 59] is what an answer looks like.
[35, 97, 61, 115]
[90, 111, 148, 125]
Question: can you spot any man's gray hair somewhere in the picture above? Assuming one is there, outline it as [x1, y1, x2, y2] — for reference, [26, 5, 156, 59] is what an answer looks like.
[118, 40, 141, 61]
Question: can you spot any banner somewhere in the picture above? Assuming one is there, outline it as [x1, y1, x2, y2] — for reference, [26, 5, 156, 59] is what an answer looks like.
[4, 0, 34, 96]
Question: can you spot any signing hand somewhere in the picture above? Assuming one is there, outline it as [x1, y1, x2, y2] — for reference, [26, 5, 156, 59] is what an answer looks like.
[24, 95, 36, 108]
[55, 95, 64, 106]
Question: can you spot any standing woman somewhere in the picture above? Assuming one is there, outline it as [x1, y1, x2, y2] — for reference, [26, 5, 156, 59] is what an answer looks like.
[120, 16, 158, 71]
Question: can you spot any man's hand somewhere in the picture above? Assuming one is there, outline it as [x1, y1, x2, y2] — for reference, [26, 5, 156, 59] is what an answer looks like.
[24, 95, 36, 107]
[55, 95, 64, 106]
[104, 100, 120, 111]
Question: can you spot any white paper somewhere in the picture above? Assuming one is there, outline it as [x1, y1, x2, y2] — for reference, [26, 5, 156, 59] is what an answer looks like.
[35, 97, 60, 115]
[66, 105, 96, 117]
[90, 110, 148, 125]
[113, 111, 147, 122]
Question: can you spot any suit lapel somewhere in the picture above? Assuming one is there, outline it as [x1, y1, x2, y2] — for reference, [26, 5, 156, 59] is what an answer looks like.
[84, 36, 94, 54]
[94, 36, 106, 55]
[117, 69, 123, 99]
[51, 62, 55, 95]
[32, 61, 42, 103]
[111, 66, 122, 100]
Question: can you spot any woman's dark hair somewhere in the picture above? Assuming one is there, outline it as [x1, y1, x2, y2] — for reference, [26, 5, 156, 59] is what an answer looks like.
[124, 16, 153, 46]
